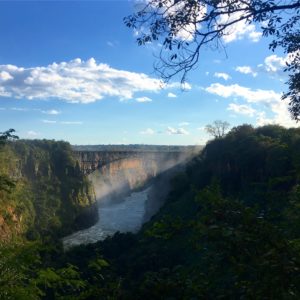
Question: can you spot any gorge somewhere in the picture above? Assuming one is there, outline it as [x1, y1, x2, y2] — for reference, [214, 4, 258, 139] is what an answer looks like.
[63, 146, 199, 248]
[1, 125, 300, 299]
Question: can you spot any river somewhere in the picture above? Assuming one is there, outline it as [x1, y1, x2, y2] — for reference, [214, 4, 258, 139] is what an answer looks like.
[63, 186, 151, 249]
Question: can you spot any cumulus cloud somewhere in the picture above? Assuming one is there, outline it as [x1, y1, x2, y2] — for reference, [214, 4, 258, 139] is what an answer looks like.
[205, 83, 280, 104]
[167, 92, 177, 98]
[236, 53, 297, 80]
[157, 1, 260, 43]
[256, 101, 298, 128]
[0, 58, 163, 103]
[26, 130, 39, 137]
[140, 128, 155, 135]
[219, 11, 262, 43]
[168, 81, 192, 90]
[214, 72, 231, 80]
[0, 71, 13, 81]
[235, 66, 257, 77]
[227, 103, 256, 117]
[258, 52, 299, 77]
[263, 54, 286, 73]
[42, 109, 61, 115]
[162, 0, 207, 41]
[136, 96, 152, 103]
[166, 126, 189, 135]
[205, 82, 298, 128]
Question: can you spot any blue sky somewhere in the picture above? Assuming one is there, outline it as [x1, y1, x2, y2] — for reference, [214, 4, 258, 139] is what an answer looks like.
[0, 1, 297, 145]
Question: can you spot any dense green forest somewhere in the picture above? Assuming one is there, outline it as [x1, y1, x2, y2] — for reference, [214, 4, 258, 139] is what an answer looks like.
[1, 124, 300, 299]
[0, 138, 96, 242]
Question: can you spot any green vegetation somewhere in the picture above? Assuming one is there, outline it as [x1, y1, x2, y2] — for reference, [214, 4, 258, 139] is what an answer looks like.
[1, 124, 300, 299]
[0, 138, 96, 242]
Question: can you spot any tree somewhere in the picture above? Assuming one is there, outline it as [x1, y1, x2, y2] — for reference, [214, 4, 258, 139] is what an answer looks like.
[124, 0, 300, 119]
[205, 120, 230, 138]
[0, 129, 18, 192]
[0, 129, 18, 147]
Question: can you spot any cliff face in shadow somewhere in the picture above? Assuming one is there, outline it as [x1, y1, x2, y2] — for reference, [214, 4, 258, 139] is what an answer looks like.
[89, 158, 157, 204]
[89, 150, 194, 204]
[0, 140, 97, 242]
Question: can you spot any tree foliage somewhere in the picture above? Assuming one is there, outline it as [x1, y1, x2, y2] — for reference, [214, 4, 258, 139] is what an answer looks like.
[0, 129, 18, 147]
[125, 0, 300, 119]
[2, 126, 300, 299]
[0, 139, 97, 242]
[0, 129, 18, 193]
[205, 120, 230, 138]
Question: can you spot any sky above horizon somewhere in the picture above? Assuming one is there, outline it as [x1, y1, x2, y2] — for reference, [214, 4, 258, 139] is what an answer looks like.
[0, 0, 297, 145]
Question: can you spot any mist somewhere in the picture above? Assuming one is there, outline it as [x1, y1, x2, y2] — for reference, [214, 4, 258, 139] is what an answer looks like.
[63, 149, 199, 249]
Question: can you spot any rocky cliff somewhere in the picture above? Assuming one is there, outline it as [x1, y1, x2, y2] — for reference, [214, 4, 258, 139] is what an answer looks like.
[88, 150, 194, 203]
[0, 140, 97, 242]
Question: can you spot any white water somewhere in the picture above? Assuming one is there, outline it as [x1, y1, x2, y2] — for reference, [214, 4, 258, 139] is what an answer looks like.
[63, 187, 151, 249]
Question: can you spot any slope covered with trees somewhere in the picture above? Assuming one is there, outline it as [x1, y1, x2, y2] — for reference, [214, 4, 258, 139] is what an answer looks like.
[0, 139, 97, 242]
[81, 124, 299, 299]
[60, 124, 300, 299]
[1, 125, 300, 299]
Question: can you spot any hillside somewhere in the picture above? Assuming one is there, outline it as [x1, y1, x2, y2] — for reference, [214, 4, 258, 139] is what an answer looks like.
[61, 124, 300, 299]
[0, 139, 97, 242]
[1, 125, 300, 299]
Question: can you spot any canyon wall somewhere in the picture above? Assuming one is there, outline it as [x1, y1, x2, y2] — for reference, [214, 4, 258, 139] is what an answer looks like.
[87, 150, 195, 203]
[74, 150, 197, 175]
[0, 140, 97, 242]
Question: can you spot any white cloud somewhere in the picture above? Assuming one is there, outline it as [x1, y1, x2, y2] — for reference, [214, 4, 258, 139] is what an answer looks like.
[214, 72, 231, 81]
[258, 52, 299, 76]
[256, 101, 298, 128]
[235, 66, 257, 77]
[0, 58, 163, 103]
[60, 121, 83, 125]
[26, 130, 39, 137]
[0, 107, 5, 110]
[205, 82, 298, 128]
[181, 82, 192, 90]
[42, 109, 61, 115]
[227, 103, 256, 117]
[263, 54, 286, 73]
[166, 126, 189, 135]
[140, 128, 155, 135]
[0, 71, 13, 81]
[205, 83, 280, 104]
[168, 81, 192, 90]
[219, 11, 262, 43]
[136, 96, 152, 102]
[167, 92, 177, 98]
[42, 119, 57, 124]
[43, 120, 83, 125]
[161, 0, 206, 41]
